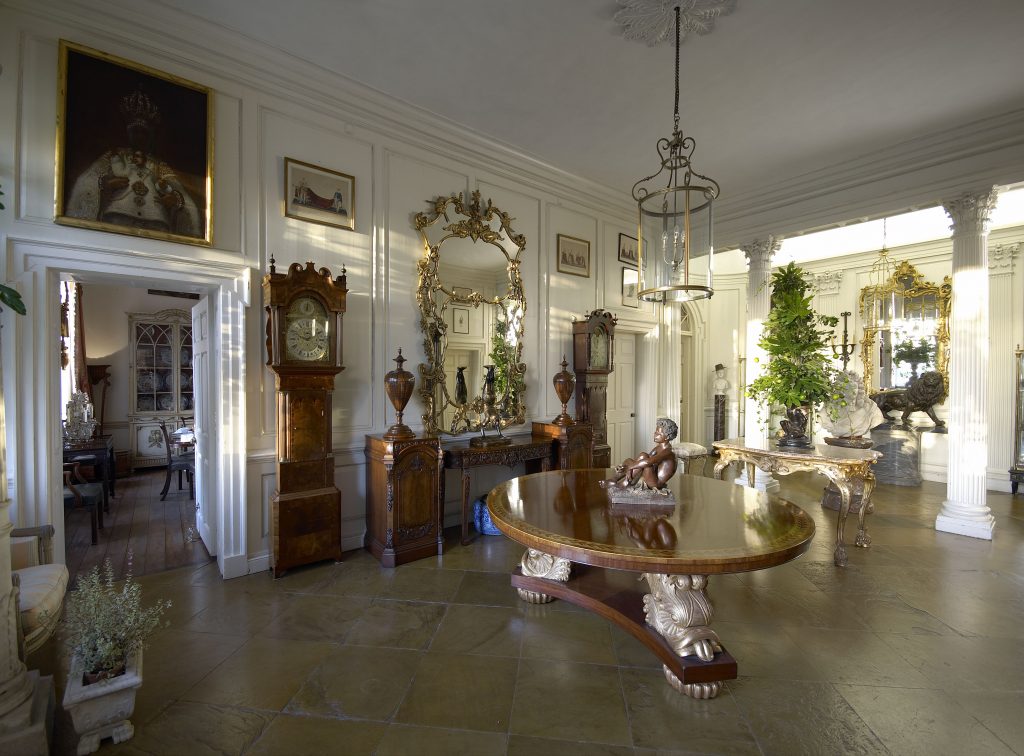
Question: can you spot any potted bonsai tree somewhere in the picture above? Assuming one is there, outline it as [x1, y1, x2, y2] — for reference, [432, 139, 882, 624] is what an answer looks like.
[747, 262, 839, 448]
[62, 558, 170, 754]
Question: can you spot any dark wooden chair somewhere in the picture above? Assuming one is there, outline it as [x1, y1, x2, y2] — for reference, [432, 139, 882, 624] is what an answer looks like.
[159, 421, 194, 501]
[63, 462, 104, 545]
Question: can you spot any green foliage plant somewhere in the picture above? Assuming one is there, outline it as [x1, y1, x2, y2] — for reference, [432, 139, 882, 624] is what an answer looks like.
[747, 262, 839, 413]
[892, 337, 934, 368]
[62, 558, 171, 683]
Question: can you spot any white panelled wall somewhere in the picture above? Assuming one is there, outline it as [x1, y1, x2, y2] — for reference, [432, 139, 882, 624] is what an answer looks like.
[1, 2, 1023, 580]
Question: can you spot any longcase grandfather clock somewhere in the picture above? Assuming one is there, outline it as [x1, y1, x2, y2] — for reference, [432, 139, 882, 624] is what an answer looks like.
[263, 259, 348, 577]
[573, 309, 615, 468]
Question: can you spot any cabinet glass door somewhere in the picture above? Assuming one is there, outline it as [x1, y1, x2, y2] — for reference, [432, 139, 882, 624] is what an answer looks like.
[179, 325, 194, 412]
[135, 323, 173, 413]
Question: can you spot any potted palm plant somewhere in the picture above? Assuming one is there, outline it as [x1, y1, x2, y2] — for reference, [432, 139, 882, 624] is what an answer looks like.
[61, 559, 170, 755]
[747, 262, 839, 447]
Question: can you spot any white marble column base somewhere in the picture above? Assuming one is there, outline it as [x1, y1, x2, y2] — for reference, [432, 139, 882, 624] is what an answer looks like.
[935, 507, 995, 540]
[0, 671, 53, 756]
[734, 468, 780, 493]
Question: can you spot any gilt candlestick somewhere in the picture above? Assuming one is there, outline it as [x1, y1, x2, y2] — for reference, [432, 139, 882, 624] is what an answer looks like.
[383, 349, 415, 440]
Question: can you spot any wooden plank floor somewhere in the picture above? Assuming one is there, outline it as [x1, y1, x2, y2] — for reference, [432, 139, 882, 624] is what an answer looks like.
[64, 467, 212, 586]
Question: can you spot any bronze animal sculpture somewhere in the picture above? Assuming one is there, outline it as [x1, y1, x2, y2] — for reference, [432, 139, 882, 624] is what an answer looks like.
[871, 370, 947, 429]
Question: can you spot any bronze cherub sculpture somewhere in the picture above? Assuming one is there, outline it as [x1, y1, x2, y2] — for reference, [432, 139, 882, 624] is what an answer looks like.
[600, 417, 679, 501]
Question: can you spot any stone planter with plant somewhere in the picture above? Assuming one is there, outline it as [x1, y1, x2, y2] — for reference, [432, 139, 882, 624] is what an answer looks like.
[747, 262, 838, 448]
[61, 559, 170, 755]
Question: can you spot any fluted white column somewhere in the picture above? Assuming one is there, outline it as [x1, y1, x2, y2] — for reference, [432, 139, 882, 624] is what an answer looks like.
[936, 189, 999, 539]
[738, 237, 780, 492]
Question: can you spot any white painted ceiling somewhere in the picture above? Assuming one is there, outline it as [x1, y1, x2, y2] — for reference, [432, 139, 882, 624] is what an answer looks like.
[163, 0, 1024, 235]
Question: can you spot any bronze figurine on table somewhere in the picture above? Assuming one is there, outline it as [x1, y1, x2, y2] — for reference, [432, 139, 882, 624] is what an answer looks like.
[600, 417, 678, 501]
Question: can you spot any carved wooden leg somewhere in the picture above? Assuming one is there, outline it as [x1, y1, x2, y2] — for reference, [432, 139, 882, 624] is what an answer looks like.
[460, 470, 472, 546]
[642, 573, 723, 699]
[713, 459, 729, 480]
[832, 477, 853, 567]
[744, 462, 756, 488]
[856, 474, 875, 548]
[517, 548, 571, 604]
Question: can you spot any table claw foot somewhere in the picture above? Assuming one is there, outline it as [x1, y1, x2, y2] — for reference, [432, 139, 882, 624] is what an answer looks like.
[855, 529, 871, 548]
[643, 573, 725, 697]
[663, 667, 722, 699]
[834, 543, 848, 567]
[518, 548, 570, 604]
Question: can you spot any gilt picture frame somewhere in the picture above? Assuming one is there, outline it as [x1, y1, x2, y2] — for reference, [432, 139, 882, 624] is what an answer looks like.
[55, 40, 213, 246]
[284, 157, 356, 231]
[557, 234, 590, 278]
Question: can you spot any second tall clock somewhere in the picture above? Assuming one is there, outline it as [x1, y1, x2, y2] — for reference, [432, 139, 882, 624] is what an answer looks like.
[573, 309, 616, 468]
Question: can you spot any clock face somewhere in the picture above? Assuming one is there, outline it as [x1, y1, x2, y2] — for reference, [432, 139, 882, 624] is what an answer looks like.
[285, 296, 330, 362]
[591, 328, 609, 369]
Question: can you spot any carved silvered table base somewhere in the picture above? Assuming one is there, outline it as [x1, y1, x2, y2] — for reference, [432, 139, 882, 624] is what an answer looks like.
[517, 548, 571, 603]
[643, 573, 724, 699]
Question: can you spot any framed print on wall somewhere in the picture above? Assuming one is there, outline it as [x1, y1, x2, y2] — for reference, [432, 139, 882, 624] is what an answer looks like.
[284, 158, 356, 231]
[557, 234, 591, 278]
[452, 306, 470, 335]
[55, 40, 213, 246]
[618, 233, 639, 266]
[622, 266, 639, 308]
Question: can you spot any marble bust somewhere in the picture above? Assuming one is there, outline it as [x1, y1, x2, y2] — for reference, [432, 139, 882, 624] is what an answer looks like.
[820, 370, 884, 439]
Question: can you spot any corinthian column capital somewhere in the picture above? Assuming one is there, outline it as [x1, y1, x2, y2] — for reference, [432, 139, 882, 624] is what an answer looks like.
[740, 236, 781, 272]
[943, 189, 1000, 237]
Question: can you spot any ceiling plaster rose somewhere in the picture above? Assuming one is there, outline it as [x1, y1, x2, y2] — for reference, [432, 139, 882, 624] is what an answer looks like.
[614, 0, 737, 46]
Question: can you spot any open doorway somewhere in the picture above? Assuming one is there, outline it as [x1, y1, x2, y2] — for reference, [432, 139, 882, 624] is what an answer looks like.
[59, 278, 214, 582]
[6, 239, 250, 579]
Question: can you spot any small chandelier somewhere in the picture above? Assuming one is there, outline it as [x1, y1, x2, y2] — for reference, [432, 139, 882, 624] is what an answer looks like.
[631, 4, 720, 303]
[862, 218, 903, 329]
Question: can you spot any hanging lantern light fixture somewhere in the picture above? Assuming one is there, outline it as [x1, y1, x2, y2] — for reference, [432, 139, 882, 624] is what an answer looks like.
[630, 4, 720, 303]
[862, 218, 903, 329]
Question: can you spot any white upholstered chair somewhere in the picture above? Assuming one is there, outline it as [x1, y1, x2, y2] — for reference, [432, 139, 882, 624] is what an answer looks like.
[673, 441, 710, 476]
[10, 524, 69, 659]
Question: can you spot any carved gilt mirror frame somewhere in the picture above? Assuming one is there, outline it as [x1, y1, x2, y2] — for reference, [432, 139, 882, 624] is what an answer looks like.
[414, 191, 527, 436]
[860, 260, 951, 392]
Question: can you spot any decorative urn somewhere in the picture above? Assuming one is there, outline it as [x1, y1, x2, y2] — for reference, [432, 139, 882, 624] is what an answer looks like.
[383, 348, 415, 440]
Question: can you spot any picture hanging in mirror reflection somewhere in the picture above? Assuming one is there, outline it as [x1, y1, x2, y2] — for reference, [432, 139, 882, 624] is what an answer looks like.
[452, 306, 470, 335]
[622, 267, 639, 308]
[557, 234, 590, 278]
[284, 157, 355, 231]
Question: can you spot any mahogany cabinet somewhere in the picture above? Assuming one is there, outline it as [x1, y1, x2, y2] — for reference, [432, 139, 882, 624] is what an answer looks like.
[365, 434, 444, 567]
[531, 421, 594, 471]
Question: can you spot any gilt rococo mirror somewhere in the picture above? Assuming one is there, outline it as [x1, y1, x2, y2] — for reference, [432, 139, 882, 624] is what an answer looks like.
[414, 191, 527, 437]
[860, 260, 951, 392]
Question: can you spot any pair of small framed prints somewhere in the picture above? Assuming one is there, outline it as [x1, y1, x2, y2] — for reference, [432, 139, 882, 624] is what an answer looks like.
[555, 232, 640, 308]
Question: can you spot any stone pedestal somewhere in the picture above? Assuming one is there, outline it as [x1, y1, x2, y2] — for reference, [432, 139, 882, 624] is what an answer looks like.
[870, 424, 922, 486]
[713, 395, 727, 442]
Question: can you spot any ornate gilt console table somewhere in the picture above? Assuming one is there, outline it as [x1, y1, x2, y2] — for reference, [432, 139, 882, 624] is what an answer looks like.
[488, 470, 814, 699]
[444, 438, 554, 545]
[712, 437, 880, 567]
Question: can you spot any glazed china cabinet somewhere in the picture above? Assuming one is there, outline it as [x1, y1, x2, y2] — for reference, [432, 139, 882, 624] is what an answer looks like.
[128, 309, 194, 470]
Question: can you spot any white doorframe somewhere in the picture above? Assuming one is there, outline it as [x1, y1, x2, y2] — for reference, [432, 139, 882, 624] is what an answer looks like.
[4, 238, 251, 579]
[680, 302, 709, 444]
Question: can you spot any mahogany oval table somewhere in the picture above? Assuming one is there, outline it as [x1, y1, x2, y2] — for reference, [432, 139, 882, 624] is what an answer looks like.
[487, 469, 815, 699]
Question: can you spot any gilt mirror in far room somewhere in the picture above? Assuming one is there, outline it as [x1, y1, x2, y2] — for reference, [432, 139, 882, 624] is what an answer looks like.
[860, 260, 951, 391]
[414, 191, 527, 437]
